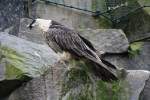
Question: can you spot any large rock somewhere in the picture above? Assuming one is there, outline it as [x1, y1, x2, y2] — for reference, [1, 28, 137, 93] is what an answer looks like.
[0, 0, 24, 35]
[126, 70, 150, 100]
[140, 76, 150, 100]
[103, 42, 150, 70]
[0, 32, 149, 100]
[0, 33, 59, 77]
[79, 29, 129, 53]
[8, 62, 66, 100]
[7, 68, 150, 100]
[0, 33, 59, 98]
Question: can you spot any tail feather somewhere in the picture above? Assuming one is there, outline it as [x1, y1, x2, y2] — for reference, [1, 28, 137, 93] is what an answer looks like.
[83, 49, 118, 81]
[91, 62, 118, 82]
[101, 58, 117, 69]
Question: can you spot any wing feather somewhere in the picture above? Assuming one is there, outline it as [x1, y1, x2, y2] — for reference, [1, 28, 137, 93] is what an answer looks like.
[46, 28, 97, 60]
[45, 27, 118, 81]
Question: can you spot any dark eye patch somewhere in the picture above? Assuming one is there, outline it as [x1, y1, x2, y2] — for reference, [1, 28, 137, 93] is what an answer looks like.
[29, 19, 36, 29]
[29, 25, 33, 30]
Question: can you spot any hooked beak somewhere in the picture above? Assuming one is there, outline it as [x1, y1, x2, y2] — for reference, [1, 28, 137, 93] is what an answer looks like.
[27, 19, 36, 30]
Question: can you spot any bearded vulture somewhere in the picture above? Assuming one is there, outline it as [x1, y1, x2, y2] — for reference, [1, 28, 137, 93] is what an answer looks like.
[27, 18, 118, 81]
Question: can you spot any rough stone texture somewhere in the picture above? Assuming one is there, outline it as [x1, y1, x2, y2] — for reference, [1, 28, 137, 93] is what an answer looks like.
[0, 32, 149, 100]
[7, 69, 150, 100]
[0, 33, 59, 77]
[0, 0, 24, 35]
[103, 42, 150, 70]
[33, 1, 111, 29]
[126, 70, 150, 100]
[0, 33, 59, 98]
[79, 29, 129, 53]
[140, 76, 150, 100]
[8, 62, 66, 100]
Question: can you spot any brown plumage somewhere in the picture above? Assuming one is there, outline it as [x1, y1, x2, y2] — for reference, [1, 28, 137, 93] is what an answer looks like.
[28, 19, 118, 81]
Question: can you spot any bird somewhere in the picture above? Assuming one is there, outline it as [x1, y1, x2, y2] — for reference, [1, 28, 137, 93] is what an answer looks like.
[27, 18, 118, 81]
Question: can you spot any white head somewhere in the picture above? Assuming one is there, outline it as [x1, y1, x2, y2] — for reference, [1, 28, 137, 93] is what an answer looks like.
[27, 18, 52, 32]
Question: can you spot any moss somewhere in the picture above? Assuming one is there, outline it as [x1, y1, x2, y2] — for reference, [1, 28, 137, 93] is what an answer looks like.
[60, 60, 129, 100]
[0, 45, 26, 79]
[95, 16, 112, 28]
[5, 63, 23, 79]
[95, 80, 129, 100]
[128, 42, 143, 57]
[0, 46, 25, 65]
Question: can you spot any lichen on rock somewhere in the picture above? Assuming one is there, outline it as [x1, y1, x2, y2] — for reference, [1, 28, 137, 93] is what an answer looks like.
[0, 45, 26, 79]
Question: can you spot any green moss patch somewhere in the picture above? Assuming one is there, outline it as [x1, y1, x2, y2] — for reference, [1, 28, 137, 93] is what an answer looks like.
[128, 42, 143, 57]
[60, 60, 129, 100]
[5, 63, 23, 80]
[0, 46, 26, 79]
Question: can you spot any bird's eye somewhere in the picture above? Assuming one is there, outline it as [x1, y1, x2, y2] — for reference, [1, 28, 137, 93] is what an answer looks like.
[27, 19, 36, 30]
[29, 25, 33, 30]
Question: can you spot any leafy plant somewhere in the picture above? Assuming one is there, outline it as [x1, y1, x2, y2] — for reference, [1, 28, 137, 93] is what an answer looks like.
[60, 59, 129, 100]
[128, 42, 143, 57]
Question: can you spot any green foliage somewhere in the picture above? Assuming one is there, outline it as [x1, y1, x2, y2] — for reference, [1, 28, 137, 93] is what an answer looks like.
[60, 60, 129, 100]
[5, 63, 23, 79]
[0, 45, 25, 65]
[96, 80, 129, 100]
[128, 42, 143, 57]
[0, 45, 26, 79]
[0, 44, 52, 78]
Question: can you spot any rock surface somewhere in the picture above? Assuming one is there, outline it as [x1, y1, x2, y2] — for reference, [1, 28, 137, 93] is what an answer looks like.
[8, 62, 66, 100]
[0, 33, 59, 77]
[103, 42, 150, 70]
[0, 31, 149, 100]
[0, 33, 59, 98]
[140, 76, 150, 100]
[79, 29, 129, 53]
[126, 70, 150, 100]
[7, 69, 150, 100]
[0, 0, 24, 35]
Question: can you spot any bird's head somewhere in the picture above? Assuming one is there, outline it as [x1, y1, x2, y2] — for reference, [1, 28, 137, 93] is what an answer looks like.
[27, 18, 52, 32]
